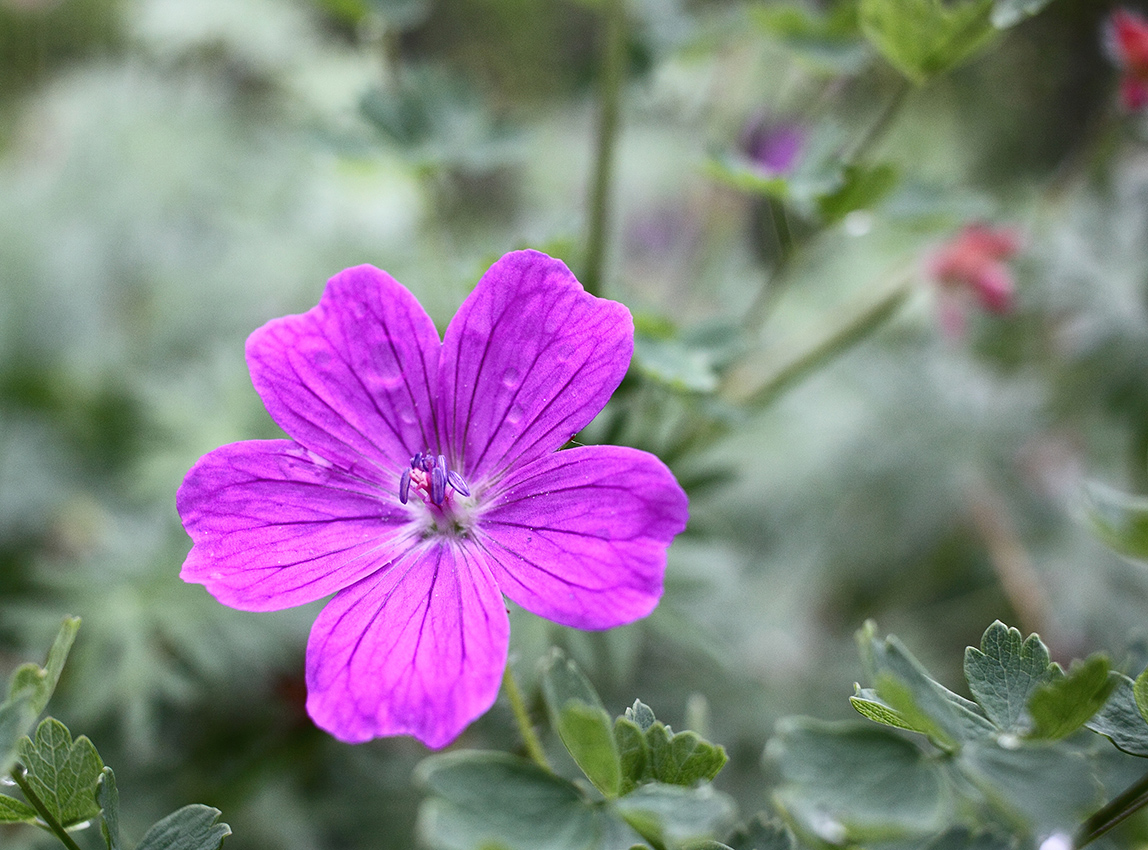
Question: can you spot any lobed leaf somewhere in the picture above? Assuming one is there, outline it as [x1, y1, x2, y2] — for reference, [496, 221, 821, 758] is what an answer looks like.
[1084, 483, 1148, 562]
[136, 805, 231, 850]
[963, 620, 1054, 734]
[723, 814, 797, 850]
[767, 718, 947, 842]
[1086, 673, 1148, 757]
[416, 750, 640, 850]
[17, 717, 103, 828]
[615, 783, 736, 848]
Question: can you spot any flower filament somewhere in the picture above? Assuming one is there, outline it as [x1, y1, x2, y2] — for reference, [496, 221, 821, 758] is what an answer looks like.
[399, 451, 470, 507]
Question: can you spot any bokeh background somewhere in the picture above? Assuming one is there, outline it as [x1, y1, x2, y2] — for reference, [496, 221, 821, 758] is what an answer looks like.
[3, 0, 1148, 847]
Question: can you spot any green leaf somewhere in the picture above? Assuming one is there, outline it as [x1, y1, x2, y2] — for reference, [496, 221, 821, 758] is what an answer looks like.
[614, 718, 651, 795]
[857, 622, 995, 749]
[644, 723, 728, 787]
[0, 617, 81, 775]
[136, 805, 231, 850]
[614, 783, 736, 848]
[990, 0, 1057, 28]
[540, 650, 622, 798]
[17, 717, 103, 828]
[1136, 667, 1148, 724]
[963, 621, 1054, 734]
[816, 163, 898, 224]
[724, 814, 797, 850]
[958, 740, 1102, 832]
[859, 0, 997, 83]
[922, 827, 1024, 850]
[849, 686, 934, 735]
[767, 718, 946, 842]
[0, 793, 38, 823]
[1084, 483, 1148, 561]
[1027, 656, 1116, 740]
[417, 750, 641, 850]
[97, 767, 122, 850]
[1086, 673, 1148, 756]
[703, 157, 791, 201]
[624, 700, 656, 733]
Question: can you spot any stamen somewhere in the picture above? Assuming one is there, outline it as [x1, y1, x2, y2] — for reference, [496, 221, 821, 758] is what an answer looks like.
[431, 455, 447, 505]
[399, 469, 411, 504]
[447, 470, 470, 497]
[398, 450, 471, 508]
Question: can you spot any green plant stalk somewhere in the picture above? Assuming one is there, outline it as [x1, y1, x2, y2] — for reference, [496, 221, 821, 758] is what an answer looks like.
[729, 269, 914, 409]
[502, 665, 552, 772]
[743, 196, 798, 332]
[581, 0, 626, 297]
[843, 76, 911, 165]
[10, 764, 85, 850]
[1076, 768, 1148, 848]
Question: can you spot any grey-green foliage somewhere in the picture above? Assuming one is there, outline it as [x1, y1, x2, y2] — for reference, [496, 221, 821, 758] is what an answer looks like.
[858, 0, 997, 83]
[419, 652, 733, 850]
[0, 621, 231, 850]
[773, 621, 1119, 845]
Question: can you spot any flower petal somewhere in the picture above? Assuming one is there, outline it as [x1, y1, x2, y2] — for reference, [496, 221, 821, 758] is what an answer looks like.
[178, 439, 412, 611]
[305, 541, 509, 747]
[247, 264, 441, 486]
[477, 445, 688, 630]
[438, 250, 632, 482]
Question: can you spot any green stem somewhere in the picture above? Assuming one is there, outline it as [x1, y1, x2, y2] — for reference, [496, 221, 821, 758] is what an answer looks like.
[581, 0, 626, 297]
[10, 765, 85, 850]
[844, 76, 911, 166]
[1076, 768, 1148, 848]
[502, 664, 551, 772]
[743, 197, 798, 332]
[727, 268, 914, 409]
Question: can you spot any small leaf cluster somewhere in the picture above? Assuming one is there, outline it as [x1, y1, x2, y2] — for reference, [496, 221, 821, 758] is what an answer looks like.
[770, 620, 1126, 846]
[418, 649, 736, 850]
[0, 619, 231, 850]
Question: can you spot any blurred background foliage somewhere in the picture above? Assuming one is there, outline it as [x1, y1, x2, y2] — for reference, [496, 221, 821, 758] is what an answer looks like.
[4, 0, 1148, 847]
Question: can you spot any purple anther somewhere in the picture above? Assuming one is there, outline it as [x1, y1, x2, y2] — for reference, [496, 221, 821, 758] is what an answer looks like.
[412, 451, 424, 470]
[399, 468, 412, 504]
[431, 464, 446, 505]
[447, 470, 470, 497]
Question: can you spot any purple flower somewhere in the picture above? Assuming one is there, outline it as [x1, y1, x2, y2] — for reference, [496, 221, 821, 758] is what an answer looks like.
[740, 116, 806, 177]
[177, 250, 689, 748]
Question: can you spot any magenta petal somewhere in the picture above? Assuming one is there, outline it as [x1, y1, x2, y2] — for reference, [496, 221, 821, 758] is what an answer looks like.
[478, 445, 688, 630]
[246, 265, 441, 486]
[178, 440, 413, 611]
[438, 250, 633, 481]
[305, 541, 509, 747]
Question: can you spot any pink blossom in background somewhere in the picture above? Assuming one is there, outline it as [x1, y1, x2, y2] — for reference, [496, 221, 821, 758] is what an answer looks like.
[1107, 8, 1148, 111]
[177, 250, 689, 748]
[926, 223, 1022, 334]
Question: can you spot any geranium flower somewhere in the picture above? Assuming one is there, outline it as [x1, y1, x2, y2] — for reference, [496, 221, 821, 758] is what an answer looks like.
[740, 114, 806, 177]
[926, 223, 1022, 330]
[177, 250, 688, 748]
[1106, 8, 1148, 111]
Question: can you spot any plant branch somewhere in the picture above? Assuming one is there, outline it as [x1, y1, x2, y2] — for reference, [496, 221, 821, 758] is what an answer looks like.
[502, 664, 552, 772]
[10, 764, 84, 850]
[581, 0, 627, 297]
[724, 267, 915, 409]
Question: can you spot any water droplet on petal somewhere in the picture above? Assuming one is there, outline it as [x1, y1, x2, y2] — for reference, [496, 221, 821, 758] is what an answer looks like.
[502, 367, 521, 388]
[506, 405, 525, 425]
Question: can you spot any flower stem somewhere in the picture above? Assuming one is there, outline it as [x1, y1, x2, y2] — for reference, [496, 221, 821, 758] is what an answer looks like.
[1075, 767, 1148, 848]
[725, 266, 914, 409]
[502, 664, 551, 772]
[581, 0, 627, 297]
[843, 76, 911, 166]
[10, 764, 85, 850]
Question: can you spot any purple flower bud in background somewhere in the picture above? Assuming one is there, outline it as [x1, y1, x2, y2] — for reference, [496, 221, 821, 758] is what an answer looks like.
[740, 113, 806, 177]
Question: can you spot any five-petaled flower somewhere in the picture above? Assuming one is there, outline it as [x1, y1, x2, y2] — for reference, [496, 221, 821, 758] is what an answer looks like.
[1107, 8, 1148, 111]
[177, 250, 689, 748]
[926, 223, 1022, 334]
